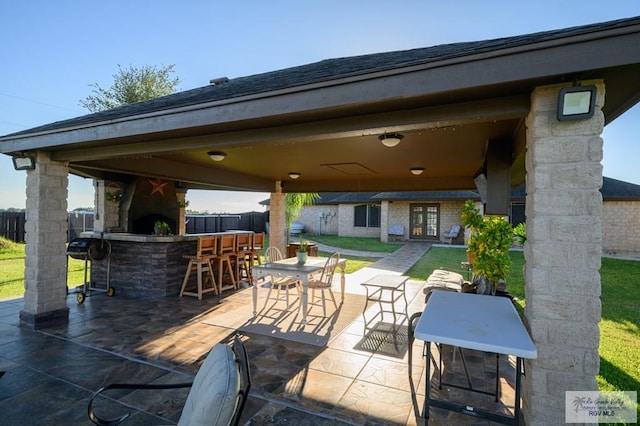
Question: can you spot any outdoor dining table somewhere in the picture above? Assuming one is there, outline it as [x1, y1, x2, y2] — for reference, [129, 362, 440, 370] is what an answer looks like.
[252, 256, 347, 324]
[414, 290, 537, 425]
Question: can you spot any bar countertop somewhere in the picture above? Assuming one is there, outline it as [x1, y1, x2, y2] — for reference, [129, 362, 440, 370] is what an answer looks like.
[80, 230, 251, 243]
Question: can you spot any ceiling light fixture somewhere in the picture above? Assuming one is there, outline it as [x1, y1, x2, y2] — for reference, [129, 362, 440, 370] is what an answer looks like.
[207, 151, 227, 161]
[410, 167, 425, 176]
[378, 132, 404, 147]
[288, 172, 301, 179]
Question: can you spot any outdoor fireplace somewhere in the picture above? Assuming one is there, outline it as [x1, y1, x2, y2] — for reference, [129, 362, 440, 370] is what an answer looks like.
[120, 177, 180, 235]
[132, 214, 176, 235]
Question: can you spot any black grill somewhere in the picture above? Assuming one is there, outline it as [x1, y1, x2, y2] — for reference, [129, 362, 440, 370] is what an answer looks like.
[67, 238, 111, 261]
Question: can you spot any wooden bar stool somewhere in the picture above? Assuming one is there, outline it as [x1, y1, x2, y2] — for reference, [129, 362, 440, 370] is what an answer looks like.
[215, 234, 237, 292]
[233, 232, 253, 286]
[180, 236, 218, 300]
[249, 232, 265, 265]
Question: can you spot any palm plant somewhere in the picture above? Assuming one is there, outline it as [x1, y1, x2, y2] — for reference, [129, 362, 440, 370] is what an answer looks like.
[284, 193, 319, 244]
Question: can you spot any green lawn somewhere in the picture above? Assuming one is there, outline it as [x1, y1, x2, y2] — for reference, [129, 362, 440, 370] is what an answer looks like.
[1, 236, 637, 402]
[0, 239, 90, 299]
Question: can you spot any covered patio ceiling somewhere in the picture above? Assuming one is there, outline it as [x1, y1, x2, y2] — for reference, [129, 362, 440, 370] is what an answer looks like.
[2, 17, 640, 193]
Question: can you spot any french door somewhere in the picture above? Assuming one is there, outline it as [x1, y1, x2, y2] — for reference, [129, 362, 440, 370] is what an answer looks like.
[410, 204, 439, 239]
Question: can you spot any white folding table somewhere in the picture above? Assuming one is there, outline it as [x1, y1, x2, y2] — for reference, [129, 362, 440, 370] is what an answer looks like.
[414, 291, 537, 425]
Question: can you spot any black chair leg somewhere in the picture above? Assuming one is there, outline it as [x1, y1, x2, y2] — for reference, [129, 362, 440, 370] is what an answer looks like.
[407, 311, 423, 380]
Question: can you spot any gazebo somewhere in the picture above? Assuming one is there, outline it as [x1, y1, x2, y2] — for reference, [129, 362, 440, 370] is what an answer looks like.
[2, 16, 640, 424]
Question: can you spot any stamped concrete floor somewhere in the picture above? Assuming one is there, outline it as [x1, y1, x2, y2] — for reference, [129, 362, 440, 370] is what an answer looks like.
[0, 244, 519, 425]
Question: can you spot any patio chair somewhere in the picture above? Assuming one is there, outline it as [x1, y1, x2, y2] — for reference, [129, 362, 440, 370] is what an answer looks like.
[88, 334, 250, 426]
[307, 252, 340, 316]
[263, 246, 301, 308]
[443, 224, 461, 244]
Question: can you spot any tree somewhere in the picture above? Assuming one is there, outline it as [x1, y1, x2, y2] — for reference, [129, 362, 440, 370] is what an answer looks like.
[79, 64, 180, 112]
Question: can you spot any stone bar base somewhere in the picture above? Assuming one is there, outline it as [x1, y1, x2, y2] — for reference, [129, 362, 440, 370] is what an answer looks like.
[89, 237, 197, 298]
[20, 307, 69, 330]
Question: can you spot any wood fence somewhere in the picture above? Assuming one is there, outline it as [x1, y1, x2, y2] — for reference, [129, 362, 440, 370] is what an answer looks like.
[0, 211, 268, 243]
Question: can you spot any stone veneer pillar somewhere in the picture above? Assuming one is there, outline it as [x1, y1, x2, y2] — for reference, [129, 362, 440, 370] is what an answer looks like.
[93, 180, 121, 232]
[269, 181, 286, 255]
[20, 151, 70, 329]
[523, 81, 604, 424]
[176, 188, 187, 235]
[380, 201, 390, 243]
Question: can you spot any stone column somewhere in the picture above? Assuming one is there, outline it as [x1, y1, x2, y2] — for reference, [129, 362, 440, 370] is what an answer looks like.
[523, 81, 604, 424]
[380, 200, 390, 243]
[20, 151, 70, 329]
[93, 180, 121, 232]
[176, 187, 187, 235]
[269, 181, 286, 255]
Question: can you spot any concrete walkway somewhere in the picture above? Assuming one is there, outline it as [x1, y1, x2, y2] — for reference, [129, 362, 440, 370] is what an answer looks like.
[309, 240, 433, 284]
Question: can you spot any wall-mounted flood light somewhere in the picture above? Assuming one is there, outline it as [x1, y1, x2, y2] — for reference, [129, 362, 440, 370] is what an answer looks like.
[12, 154, 36, 170]
[557, 85, 596, 121]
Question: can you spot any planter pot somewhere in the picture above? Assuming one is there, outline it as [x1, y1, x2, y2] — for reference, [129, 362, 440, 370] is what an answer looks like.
[296, 252, 308, 265]
[154, 226, 168, 236]
[466, 250, 474, 264]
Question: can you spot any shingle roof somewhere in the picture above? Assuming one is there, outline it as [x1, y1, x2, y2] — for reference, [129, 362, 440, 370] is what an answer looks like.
[5, 16, 637, 138]
[510, 177, 640, 200]
[372, 191, 480, 201]
[261, 177, 640, 206]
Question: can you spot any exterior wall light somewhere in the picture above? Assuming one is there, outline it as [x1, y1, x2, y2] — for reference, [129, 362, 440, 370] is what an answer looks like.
[288, 172, 301, 179]
[12, 154, 36, 170]
[410, 167, 425, 175]
[207, 151, 227, 161]
[378, 133, 404, 147]
[557, 85, 597, 121]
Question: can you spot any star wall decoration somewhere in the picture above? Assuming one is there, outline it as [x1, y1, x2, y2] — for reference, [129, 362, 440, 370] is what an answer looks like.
[148, 178, 169, 196]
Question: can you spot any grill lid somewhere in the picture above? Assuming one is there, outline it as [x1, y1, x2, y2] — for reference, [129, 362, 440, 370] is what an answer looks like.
[67, 238, 111, 260]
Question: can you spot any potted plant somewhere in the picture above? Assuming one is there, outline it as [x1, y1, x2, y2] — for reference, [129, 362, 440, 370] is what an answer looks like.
[296, 239, 308, 264]
[461, 200, 514, 295]
[513, 222, 527, 246]
[153, 220, 171, 236]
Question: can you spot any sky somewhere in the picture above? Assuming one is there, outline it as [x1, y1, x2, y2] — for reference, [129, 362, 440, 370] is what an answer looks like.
[1, 1, 639, 212]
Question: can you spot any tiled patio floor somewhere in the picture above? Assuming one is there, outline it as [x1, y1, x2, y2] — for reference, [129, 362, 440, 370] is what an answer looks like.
[0, 248, 520, 425]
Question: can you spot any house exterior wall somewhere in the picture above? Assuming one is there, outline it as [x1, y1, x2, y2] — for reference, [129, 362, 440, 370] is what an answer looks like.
[337, 204, 379, 238]
[377, 200, 467, 243]
[602, 201, 640, 256]
[298, 196, 640, 257]
[438, 201, 465, 243]
[386, 201, 410, 240]
[295, 205, 339, 235]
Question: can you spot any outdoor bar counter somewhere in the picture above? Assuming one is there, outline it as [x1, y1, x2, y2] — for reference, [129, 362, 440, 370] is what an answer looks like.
[79, 231, 243, 298]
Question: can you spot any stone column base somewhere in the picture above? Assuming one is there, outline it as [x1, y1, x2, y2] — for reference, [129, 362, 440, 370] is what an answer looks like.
[19, 308, 69, 330]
